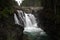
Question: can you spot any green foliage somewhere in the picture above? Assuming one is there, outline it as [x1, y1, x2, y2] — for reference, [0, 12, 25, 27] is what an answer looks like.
[0, 0, 17, 17]
[0, 8, 14, 18]
[0, 0, 19, 40]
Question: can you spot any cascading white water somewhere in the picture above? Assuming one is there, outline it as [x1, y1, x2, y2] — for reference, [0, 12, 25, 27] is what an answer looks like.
[25, 14, 33, 27]
[14, 10, 46, 34]
[14, 10, 25, 26]
[24, 13, 43, 32]
[14, 10, 48, 40]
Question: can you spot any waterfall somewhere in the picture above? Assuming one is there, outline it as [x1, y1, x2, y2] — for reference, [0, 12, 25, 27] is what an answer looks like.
[14, 10, 45, 33]
[14, 10, 48, 40]
[14, 10, 25, 26]
[24, 13, 44, 32]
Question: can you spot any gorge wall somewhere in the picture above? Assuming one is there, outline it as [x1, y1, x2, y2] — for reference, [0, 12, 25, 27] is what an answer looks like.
[37, 0, 59, 40]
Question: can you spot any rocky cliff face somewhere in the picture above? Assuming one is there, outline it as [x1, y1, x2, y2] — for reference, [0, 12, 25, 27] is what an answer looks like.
[0, 12, 24, 40]
[36, 0, 60, 40]
[37, 9, 56, 40]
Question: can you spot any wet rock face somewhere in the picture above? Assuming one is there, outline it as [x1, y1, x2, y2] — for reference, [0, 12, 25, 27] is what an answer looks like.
[14, 24, 24, 40]
[36, 9, 56, 40]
